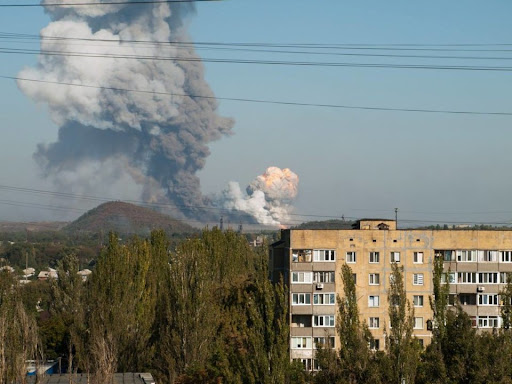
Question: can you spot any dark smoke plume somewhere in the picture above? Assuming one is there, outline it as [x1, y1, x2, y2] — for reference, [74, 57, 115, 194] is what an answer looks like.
[18, 1, 234, 220]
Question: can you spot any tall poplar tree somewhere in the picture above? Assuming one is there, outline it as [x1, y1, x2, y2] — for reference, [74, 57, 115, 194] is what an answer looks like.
[0, 270, 39, 384]
[386, 263, 419, 384]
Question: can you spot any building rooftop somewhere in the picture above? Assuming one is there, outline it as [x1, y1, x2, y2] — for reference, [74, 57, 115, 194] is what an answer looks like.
[27, 373, 154, 384]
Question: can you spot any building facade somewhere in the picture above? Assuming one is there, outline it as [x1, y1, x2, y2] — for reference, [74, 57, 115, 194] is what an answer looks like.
[269, 219, 512, 370]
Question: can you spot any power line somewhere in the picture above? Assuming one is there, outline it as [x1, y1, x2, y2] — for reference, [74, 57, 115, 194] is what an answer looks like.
[0, 0, 220, 7]
[4, 39, 512, 61]
[4, 46, 512, 71]
[3, 75, 512, 117]
[2, 184, 512, 228]
[3, 31, 512, 52]
[3, 33, 512, 59]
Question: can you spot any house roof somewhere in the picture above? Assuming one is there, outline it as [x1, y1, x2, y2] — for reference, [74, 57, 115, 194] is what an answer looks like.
[27, 373, 154, 384]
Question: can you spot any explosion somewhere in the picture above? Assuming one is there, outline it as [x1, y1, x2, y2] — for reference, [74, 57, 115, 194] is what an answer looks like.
[222, 167, 299, 226]
[17, 1, 232, 219]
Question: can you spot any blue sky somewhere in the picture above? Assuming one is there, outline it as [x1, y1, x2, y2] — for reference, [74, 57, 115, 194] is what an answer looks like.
[0, 0, 512, 226]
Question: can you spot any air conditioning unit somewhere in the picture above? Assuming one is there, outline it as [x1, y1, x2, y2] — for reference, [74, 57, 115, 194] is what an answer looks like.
[316, 283, 324, 290]
[477, 286, 485, 292]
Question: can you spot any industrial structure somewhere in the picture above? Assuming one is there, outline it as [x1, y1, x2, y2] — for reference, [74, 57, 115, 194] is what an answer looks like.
[269, 219, 512, 370]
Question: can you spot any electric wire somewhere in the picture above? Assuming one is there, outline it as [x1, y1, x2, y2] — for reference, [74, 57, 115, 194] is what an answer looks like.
[1, 184, 512, 228]
[2, 75, 511, 116]
[3, 31, 512, 52]
[4, 46, 512, 71]
[3, 33, 512, 59]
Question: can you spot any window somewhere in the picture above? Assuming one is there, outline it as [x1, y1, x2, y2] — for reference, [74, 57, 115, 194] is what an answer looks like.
[368, 295, 380, 307]
[313, 249, 336, 262]
[413, 273, 424, 286]
[457, 272, 477, 284]
[441, 250, 454, 261]
[292, 249, 312, 263]
[293, 358, 316, 372]
[413, 295, 424, 307]
[459, 294, 477, 305]
[292, 293, 311, 305]
[369, 339, 380, 351]
[369, 273, 380, 285]
[346, 251, 356, 263]
[291, 315, 312, 328]
[352, 273, 357, 284]
[314, 336, 335, 349]
[313, 315, 335, 327]
[456, 250, 477, 262]
[478, 294, 499, 306]
[313, 271, 335, 283]
[292, 272, 312, 284]
[369, 252, 380, 263]
[478, 272, 498, 284]
[391, 252, 400, 263]
[414, 317, 424, 329]
[478, 250, 498, 262]
[313, 293, 335, 305]
[501, 251, 512, 263]
[291, 337, 312, 349]
[369, 317, 380, 329]
[441, 272, 456, 284]
[501, 272, 512, 284]
[478, 316, 499, 328]
[414, 252, 424, 264]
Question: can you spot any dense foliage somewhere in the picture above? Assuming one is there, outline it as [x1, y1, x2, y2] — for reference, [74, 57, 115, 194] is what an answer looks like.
[2, 229, 290, 384]
[4, 230, 512, 383]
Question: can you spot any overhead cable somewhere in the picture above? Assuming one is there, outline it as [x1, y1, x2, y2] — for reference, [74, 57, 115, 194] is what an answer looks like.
[2, 75, 511, 117]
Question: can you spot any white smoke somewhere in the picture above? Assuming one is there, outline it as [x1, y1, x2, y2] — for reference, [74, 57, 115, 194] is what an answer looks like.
[222, 167, 299, 226]
[18, 1, 233, 220]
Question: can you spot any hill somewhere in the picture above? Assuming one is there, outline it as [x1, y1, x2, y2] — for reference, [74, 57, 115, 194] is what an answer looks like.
[64, 201, 196, 236]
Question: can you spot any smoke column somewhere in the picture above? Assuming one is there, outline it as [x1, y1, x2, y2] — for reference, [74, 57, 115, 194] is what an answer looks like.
[222, 167, 299, 226]
[17, 0, 233, 219]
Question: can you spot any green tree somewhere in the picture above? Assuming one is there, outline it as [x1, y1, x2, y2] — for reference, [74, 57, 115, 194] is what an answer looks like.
[386, 263, 419, 384]
[75, 232, 167, 382]
[0, 270, 39, 384]
[48, 253, 84, 370]
[315, 264, 381, 384]
[501, 272, 512, 330]
[417, 255, 448, 384]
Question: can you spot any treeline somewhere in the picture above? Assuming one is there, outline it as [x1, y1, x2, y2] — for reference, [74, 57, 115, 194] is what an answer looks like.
[311, 258, 512, 384]
[5, 230, 512, 383]
[0, 229, 294, 384]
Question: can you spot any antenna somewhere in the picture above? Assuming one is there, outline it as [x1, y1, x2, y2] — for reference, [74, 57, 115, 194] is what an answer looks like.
[395, 208, 398, 228]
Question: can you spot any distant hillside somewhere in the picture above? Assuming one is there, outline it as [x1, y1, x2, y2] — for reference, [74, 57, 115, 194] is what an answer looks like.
[64, 201, 196, 236]
[292, 220, 357, 230]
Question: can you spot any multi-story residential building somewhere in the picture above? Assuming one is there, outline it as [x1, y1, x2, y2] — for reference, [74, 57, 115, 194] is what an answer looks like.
[269, 219, 512, 371]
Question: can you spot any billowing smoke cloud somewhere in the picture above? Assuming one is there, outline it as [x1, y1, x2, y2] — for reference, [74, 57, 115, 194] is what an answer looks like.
[222, 167, 299, 226]
[17, 1, 233, 219]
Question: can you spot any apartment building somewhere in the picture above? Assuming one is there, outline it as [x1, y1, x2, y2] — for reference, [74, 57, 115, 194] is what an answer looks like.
[269, 219, 512, 370]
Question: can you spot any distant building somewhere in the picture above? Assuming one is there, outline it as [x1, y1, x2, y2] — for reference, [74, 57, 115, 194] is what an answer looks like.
[23, 267, 36, 278]
[77, 269, 92, 281]
[38, 268, 58, 281]
[270, 219, 512, 371]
